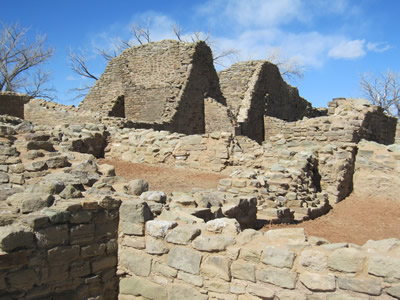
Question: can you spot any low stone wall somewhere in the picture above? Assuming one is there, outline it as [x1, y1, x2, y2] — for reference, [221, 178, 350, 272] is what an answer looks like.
[353, 140, 400, 200]
[118, 211, 400, 300]
[24, 98, 101, 126]
[0, 197, 120, 299]
[0, 92, 30, 119]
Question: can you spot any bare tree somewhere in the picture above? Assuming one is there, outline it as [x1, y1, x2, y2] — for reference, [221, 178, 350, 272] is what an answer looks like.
[131, 20, 151, 45]
[266, 48, 305, 83]
[172, 25, 238, 67]
[360, 71, 400, 117]
[24, 68, 55, 100]
[0, 22, 54, 97]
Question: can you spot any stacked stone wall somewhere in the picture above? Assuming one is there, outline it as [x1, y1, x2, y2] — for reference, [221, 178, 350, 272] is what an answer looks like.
[118, 209, 400, 300]
[24, 98, 101, 126]
[80, 40, 224, 135]
[0, 92, 30, 119]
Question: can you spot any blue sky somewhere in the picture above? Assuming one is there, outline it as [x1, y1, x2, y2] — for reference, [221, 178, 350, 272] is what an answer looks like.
[1, 0, 399, 108]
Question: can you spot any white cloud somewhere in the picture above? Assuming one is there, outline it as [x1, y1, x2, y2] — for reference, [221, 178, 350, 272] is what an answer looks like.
[66, 75, 77, 81]
[367, 42, 391, 53]
[328, 39, 366, 59]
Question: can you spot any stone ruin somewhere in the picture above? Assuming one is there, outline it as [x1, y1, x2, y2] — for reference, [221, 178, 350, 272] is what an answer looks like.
[0, 39, 400, 299]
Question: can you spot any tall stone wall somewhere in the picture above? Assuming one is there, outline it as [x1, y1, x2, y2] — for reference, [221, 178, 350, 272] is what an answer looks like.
[0, 92, 30, 119]
[80, 40, 224, 135]
[219, 61, 312, 143]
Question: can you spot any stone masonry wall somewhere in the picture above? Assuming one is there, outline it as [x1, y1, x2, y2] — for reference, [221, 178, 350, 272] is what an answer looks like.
[0, 92, 31, 119]
[0, 199, 120, 299]
[118, 209, 400, 300]
[24, 98, 101, 126]
[80, 40, 224, 135]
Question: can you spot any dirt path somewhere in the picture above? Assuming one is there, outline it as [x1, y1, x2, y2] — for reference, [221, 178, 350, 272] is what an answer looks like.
[101, 159, 400, 245]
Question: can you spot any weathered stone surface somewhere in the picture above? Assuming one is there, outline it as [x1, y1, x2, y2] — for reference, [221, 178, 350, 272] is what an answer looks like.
[257, 267, 297, 289]
[201, 255, 231, 281]
[177, 271, 203, 287]
[246, 283, 275, 299]
[36, 224, 69, 248]
[264, 228, 306, 243]
[168, 283, 208, 300]
[387, 285, 400, 299]
[328, 248, 366, 273]
[120, 275, 167, 300]
[276, 290, 307, 300]
[299, 271, 336, 292]
[60, 185, 82, 199]
[337, 277, 381, 296]
[140, 191, 167, 203]
[91, 255, 117, 273]
[239, 248, 262, 263]
[146, 220, 177, 238]
[363, 238, 400, 252]
[0, 226, 34, 251]
[298, 249, 328, 271]
[231, 261, 256, 282]
[145, 236, 169, 255]
[261, 246, 296, 269]
[205, 218, 241, 234]
[98, 163, 116, 176]
[47, 245, 80, 265]
[168, 246, 202, 275]
[125, 179, 149, 196]
[120, 222, 145, 236]
[81, 243, 106, 258]
[153, 261, 178, 278]
[165, 225, 201, 245]
[204, 279, 230, 293]
[368, 254, 400, 278]
[119, 249, 152, 277]
[6, 192, 54, 213]
[192, 235, 235, 252]
[7, 268, 38, 290]
[119, 199, 152, 224]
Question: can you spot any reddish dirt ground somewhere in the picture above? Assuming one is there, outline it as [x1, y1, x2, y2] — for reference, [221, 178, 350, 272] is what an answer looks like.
[101, 159, 400, 245]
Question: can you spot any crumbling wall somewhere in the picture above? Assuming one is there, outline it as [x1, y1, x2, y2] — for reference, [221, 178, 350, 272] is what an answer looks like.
[204, 97, 234, 134]
[219, 61, 312, 143]
[80, 40, 224, 135]
[25, 98, 101, 126]
[118, 207, 400, 300]
[0, 92, 30, 119]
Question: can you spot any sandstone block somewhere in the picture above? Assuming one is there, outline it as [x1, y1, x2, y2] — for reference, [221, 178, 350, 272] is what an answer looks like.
[192, 235, 235, 252]
[168, 246, 202, 275]
[0, 251, 28, 270]
[205, 218, 241, 234]
[140, 191, 167, 203]
[120, 275, 167, 300]
[246, 283, 274, 299]
[146, 220, 177, 238]
[70, 260, 91, 278]
[201, 255, 231, 281]
[168, 283, 208, 300]
[177, 271, 203, 287]
[145, 236, 169, 255]
[337, 277, 381, 296]
[298, 249, 328, 271]
[120, 222, 145, 236]
[7, 192, 54, 213]
[120, 250, 152, 277]
[0, 226, 34, 251]
[264, 228, 306, 244]
[276, 290, 307, 300]
[239, 248, 262, 263]
[36, 224, 69, 248]
[257, 267, 297, 289]
[70, 224, 95, 245]
[299, 271, 336, 292]
[153, 261, 178, 278]
[125, 179, 149, 196]
[119, 199, 152, 224]
[231, 261, 256, 282]
[328, 248, 366, 273]
[7, 268, 38, 290]
[363, 238, 400, 252]
[48, 245, 80, 265]
[368, 254, 400, 279]
[81, 243, 106, 258]
[70, 211, 92, 224]
[261, 246, 296, 269]
[165, 225, 201, 245]
[122, 236, 145, 250]
[91, 255, 117, 273]
[98, 163, 116, 176]
[204, 279, 230, 293]
[387, 285, 400, 299]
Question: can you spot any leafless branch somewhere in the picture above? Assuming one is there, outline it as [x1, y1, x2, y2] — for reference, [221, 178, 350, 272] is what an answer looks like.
[131, 20, 151, 45]
[360, 71, 400, 117]
[172, 24, 183, 42]
[68, 48, 98, 80]
[24, 68, 56, 100]
[0, 22, 54, 97]
[267, 48, 305, 82]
